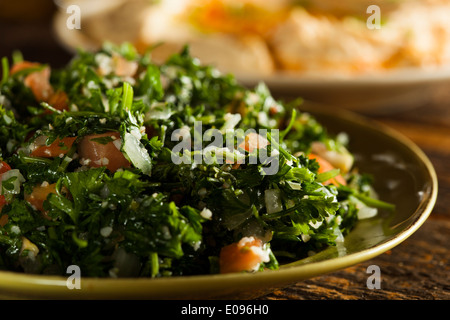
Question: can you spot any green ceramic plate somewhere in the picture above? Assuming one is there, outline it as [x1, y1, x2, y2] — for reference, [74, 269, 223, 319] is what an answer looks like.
[0, 106, 437, 300]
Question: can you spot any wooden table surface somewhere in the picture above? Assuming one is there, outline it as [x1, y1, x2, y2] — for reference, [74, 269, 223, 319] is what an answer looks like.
[0, 2, 448, 301]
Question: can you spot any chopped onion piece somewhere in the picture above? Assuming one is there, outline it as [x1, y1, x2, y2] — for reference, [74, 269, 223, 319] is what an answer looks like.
[123, 132, 152, 176]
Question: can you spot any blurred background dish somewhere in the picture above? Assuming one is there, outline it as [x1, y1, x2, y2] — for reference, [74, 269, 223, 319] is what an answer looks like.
[1, 0, 449, 301]
[52, 0, 450, 114]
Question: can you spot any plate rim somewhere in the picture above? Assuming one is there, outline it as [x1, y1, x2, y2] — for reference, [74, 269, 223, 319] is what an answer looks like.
[0, 106, 438, 299]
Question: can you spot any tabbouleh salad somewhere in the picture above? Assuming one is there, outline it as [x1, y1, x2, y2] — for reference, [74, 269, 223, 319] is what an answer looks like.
[0, 43, 393, 277]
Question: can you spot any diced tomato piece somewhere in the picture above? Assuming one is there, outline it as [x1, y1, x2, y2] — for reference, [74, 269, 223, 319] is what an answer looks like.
[23, 66, 54, 102]
[30, 136, 76, 158]
[0, 161, 11, 174]
[238, 132, 270, 153]
[309, 153, 347, 186]
[25, 183, 57, 214]
[97, 54, 138, 78]
[0, 195, 6, 213]
[219, 237, 270, 274]
[230, 163, 241, 169]
[78, 131, 131, 173]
